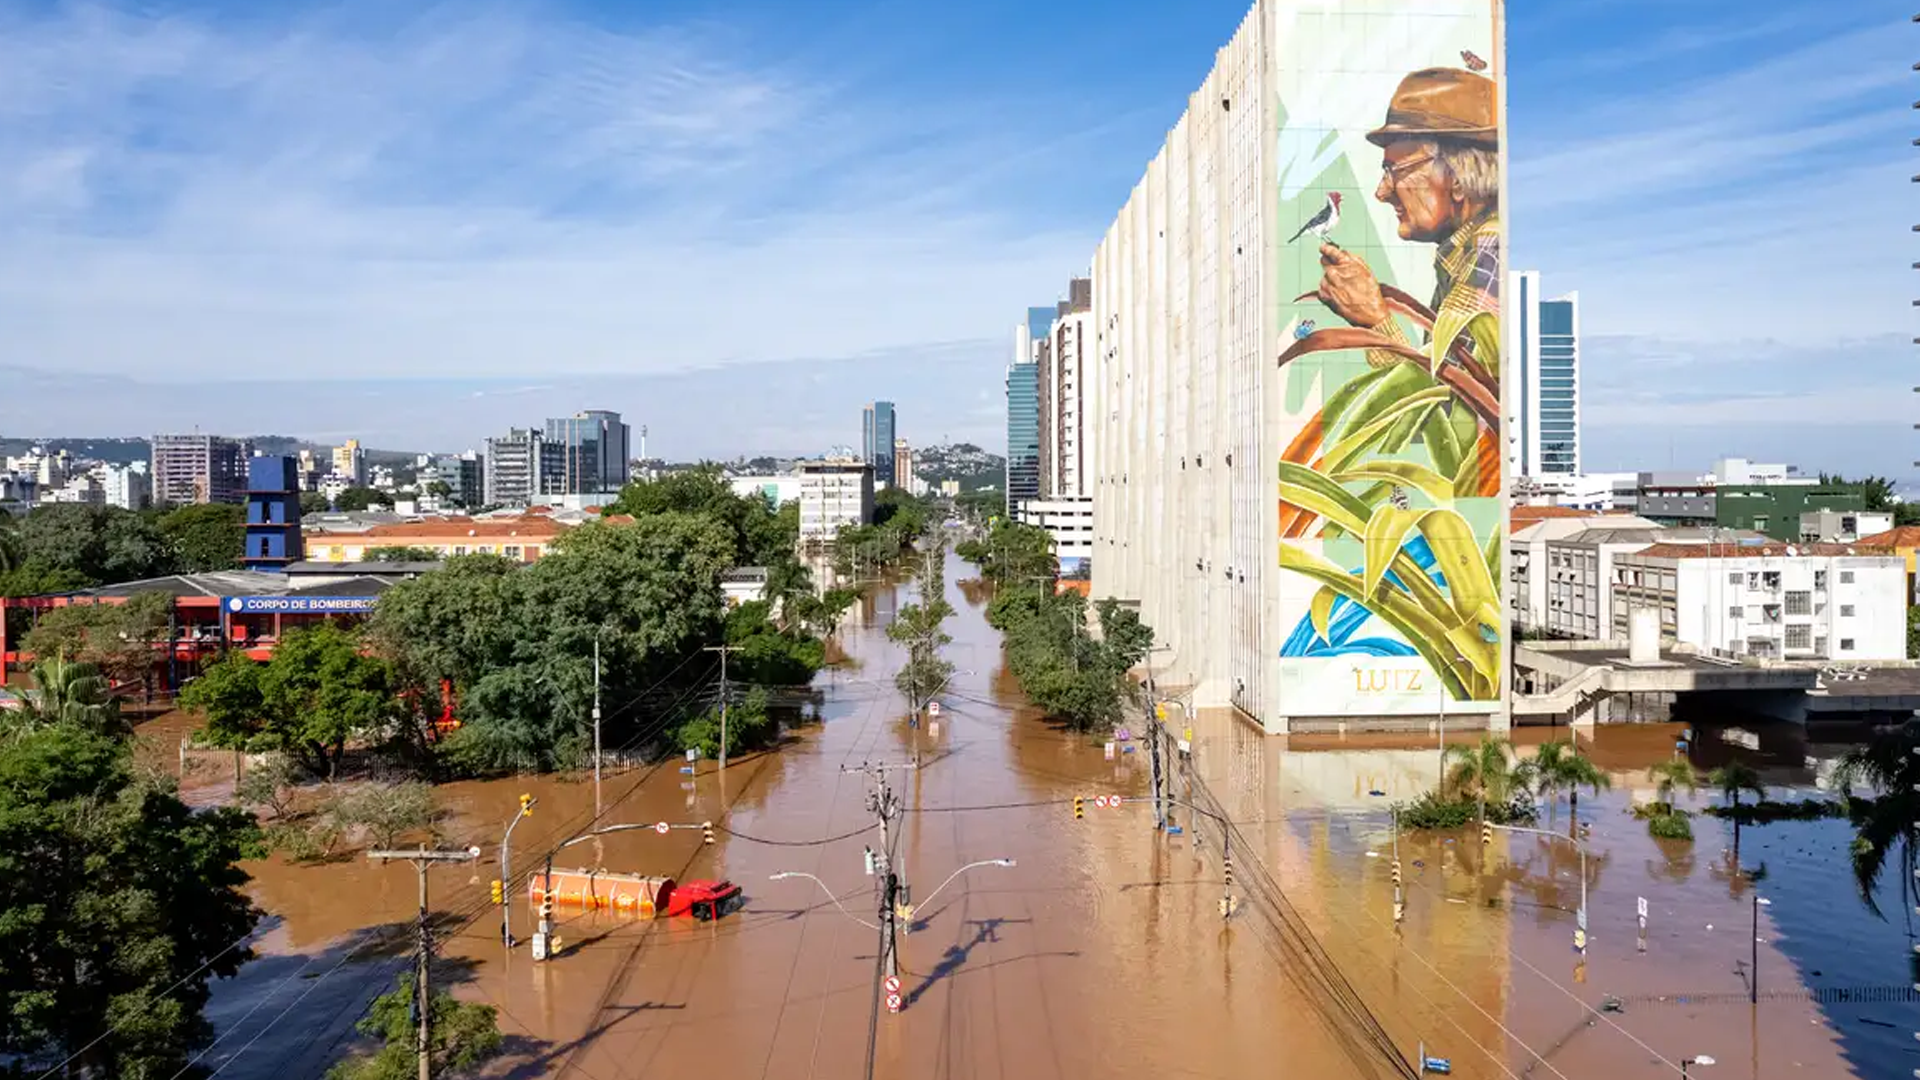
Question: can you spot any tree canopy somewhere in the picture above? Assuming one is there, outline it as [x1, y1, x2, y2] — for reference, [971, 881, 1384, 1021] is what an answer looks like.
[160, 503, 246, 573]
[181, 622, 399, 778]
[0, 722, 261, 1077]
[333, 487, 395, 512]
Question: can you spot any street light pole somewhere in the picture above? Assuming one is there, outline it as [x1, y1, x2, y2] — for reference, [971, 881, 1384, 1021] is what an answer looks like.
[499, 795, 534, 947]
[1751, 892, 1771, 1004]
[1488, 821, 1589, 955]
[592, 630, 603, 819]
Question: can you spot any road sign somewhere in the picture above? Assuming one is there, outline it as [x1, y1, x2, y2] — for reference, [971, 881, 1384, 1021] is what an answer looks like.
[1155, 704, 1167, 720]
[927, 701, 941, 718]
[884, 975, 901, 994]
[1104, 742, 1115, 760]
[886, 993, 902, 1013]
[655, 821, 670, 835]
[1637, 896, 1648, 919]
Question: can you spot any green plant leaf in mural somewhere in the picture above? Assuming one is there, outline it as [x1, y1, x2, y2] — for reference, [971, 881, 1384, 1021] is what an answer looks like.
[1321, 386, 1453, 474]
[1279, 543, 1476, 699]
[1466, 312, 1501, 385]
[1330, 461, 1453, 505]
[1310, 586, 1339, 644]
[1363, 506, 1432, 601]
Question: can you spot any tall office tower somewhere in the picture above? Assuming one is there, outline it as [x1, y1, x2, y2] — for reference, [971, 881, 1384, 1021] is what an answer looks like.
[151, 433, 251, 506]
[1509, 270, 1581, 476]
[1040, 277, 1092, 498]
[861, 402, 897, 485]
[484, 428, 565, 507]
[1005, 307, 1052, 514]
[545, 410, 632, 494]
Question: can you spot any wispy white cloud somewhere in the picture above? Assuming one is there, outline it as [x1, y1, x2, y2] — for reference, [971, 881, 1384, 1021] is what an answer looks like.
[0, 2, 1090, 384]
[1511, 15, 1910, 343]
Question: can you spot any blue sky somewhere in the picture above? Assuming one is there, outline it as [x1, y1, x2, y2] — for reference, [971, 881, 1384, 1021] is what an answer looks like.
[0, 0, 1910, 474]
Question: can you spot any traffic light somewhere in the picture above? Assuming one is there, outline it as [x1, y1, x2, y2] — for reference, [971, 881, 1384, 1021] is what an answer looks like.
[1223, 853, 1234, 891]
[1073, 796, 1085, 820]
[519, 793, 533, 818]
[1578, 822, 1592, 842]
[1391, 859, 1402, 887]
[490, 879, 504, 905]
[1481, 821, 1493, 846]
[702, 821, 716, 845]
[539, 895, 554, 925]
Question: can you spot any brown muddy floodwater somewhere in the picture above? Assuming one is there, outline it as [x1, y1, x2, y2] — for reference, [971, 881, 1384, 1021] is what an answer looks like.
[180, 555, 1882, 1079]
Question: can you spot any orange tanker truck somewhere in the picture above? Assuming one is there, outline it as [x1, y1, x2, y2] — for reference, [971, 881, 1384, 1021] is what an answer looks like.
[529, 868, 742, 921]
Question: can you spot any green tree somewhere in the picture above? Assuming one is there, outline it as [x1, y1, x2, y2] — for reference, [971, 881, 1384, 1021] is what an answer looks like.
[15, 655, 125, 737]
[372, 516, 736, 775]
[676, 685, 774, 760]
[1444, 735, 1526, 804]
[181, 623, 397, 778]
[957, 520, 1056, 586]
[1834, 719, 1920, 917]
[300, 491, 332, 515]
[334, 487, 394, 512]
[1528, 740, 1610, 830]
[1895, 503, 1920, 528]
[160, 503, 246, 573]
[13, 504, 171, 585]
[329, 781, 439, 850]
[363, 545, 443, 562]
[326, 972, 503, 1080]
[1708, 761, 1767, 863]
[22, 591, 173, 694]
[1908, 606, 1920, 660]
[1646, 759, 1699, 811]
[1096, 599, 1154, 671]
[0, 723, 260, 1077]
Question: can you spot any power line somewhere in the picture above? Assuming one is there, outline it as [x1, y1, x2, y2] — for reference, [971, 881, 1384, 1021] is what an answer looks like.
[716, 822, 876, 847]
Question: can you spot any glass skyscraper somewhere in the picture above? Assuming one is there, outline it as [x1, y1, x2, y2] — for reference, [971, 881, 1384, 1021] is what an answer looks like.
[1004, 306, 1053, 514]
[1511, 271, 1580, 476]
[543, 410, 632, 494]
[862, 401, 896, 484]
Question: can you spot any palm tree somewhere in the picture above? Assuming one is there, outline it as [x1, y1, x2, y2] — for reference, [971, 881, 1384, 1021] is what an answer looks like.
[1833, 719, 1920, 918]
[1531, 739, 1612, 833]
[1646, 759, 1699, 813]
[1709, 761, 1768, 864]
[1445, 734, 1525, 806]
[17, 655, 125, 737]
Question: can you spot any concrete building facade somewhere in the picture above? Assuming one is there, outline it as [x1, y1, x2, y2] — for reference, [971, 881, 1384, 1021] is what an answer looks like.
[1610, 543, 1907, 661]
[483, 429, 565, 507]
[1087, 0, 1508, 731]
[797, 458, 874, 542]
[1038, 278, 1093, 500]
[332, 439, 367, 486]
[152, 433, 251, 506]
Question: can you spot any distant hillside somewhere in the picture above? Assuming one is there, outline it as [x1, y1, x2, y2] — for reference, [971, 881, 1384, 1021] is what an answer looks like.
[914, 442, 1003, 491]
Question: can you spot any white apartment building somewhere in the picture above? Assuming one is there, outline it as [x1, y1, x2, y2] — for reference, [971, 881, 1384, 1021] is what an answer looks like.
[1016, 497, 1095, 576]
[1088, 0, 1506, 730]
[1039, 278, 1092, 500]
[98, 462, 149, 511]
[1611, 544, 1906, 661]
[797, 459, 873, 542]
[1509, 515, 1660, 632]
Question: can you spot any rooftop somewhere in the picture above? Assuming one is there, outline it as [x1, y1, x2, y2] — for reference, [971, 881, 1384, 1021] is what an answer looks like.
[1625, 542, 1895, 560]
[81, 570, 289, 599]
[1859, 526, 1920, 548]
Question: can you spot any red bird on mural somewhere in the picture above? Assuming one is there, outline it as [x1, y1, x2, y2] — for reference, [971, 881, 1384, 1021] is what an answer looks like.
[1460, 49, 1488, 72]
[1288, 191, 1341, 245]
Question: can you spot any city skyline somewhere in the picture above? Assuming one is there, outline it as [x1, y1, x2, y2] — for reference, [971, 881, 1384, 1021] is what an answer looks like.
[0, 0, 1904, 479]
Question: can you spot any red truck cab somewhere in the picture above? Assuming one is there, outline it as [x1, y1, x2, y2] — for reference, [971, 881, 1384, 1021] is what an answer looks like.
[661, 879, 743, 920]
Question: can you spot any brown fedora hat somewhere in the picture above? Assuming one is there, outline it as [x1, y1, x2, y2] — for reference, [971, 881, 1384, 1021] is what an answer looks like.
[1366, 67, 1498, 148]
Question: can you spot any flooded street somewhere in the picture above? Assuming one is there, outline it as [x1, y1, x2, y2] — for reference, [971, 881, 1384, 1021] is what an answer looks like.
[186, 557, 1911, 1079]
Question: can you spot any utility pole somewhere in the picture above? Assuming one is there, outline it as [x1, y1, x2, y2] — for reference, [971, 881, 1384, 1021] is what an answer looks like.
[368, 846, 482, 1080]
[848, 761, 910, 1080]
[498, 795, 534, 947]
[703, 644, 737, 774]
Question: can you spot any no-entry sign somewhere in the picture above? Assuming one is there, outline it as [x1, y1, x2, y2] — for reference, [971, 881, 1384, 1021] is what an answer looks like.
[654, 821, 670, 835]
[884, 975, 901, 995]
[886, 994, 902, 1013]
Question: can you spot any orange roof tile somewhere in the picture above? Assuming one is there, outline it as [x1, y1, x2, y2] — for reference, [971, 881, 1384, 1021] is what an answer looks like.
[357, 518, 567, 540]
[1858, 526, 1920, 548]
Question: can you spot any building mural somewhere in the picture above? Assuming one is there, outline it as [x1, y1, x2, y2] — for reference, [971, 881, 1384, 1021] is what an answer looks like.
[1274, 4, 1506, 711]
